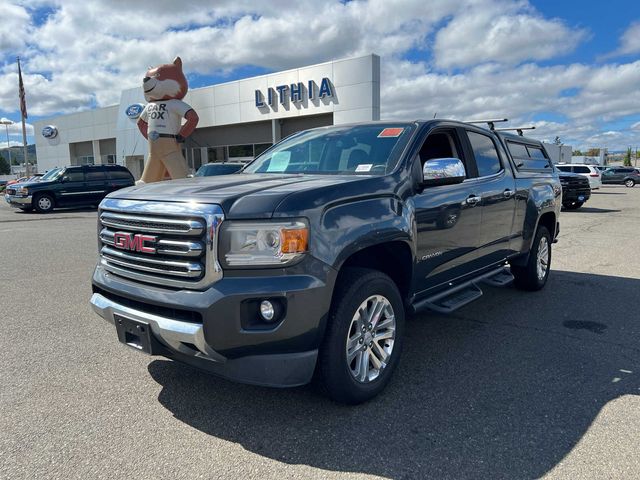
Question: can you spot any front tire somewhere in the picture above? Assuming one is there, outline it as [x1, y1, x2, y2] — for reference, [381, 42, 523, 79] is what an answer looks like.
[318, 268, 405, 404]
[33, 193, 55, 213]
[511, 226, 551, 291]
[624, 179, 635, 188]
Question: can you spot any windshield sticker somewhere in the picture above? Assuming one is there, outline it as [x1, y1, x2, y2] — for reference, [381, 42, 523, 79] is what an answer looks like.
[355, 164, 373, 172]
[378, 127, 404, 138]
[267, 151, 291, 172]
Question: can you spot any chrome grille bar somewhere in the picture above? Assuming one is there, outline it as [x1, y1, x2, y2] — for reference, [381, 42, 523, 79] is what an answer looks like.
[98, 198, 224, 290]
[101, 246, 203, 278]
[100, 229, 204, 257]
[100, 211, 205, 236]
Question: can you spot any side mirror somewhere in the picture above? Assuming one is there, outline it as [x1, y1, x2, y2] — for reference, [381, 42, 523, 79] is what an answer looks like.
[422, 158, 466, 186]
[60, 176, 68, 183]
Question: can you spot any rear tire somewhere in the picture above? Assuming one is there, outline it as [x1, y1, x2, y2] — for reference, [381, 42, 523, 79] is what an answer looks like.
[511, 226, 551, 291]
[33, 193, 55, 213]
[318, 267, 404, 405]
[562, 201, 583, 210]
[624, 179, 635, 188]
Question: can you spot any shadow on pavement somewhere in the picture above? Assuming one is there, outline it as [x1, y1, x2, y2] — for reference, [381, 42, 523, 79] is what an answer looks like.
[568, 207, 621, 213]
[148, 270, 639, 479]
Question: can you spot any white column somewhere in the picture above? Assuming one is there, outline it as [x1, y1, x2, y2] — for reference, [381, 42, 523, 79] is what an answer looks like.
[271, 119, 281, 144]
[92, 140, 102, 164]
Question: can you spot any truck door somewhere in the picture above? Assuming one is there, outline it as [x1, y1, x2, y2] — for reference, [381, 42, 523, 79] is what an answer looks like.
[412, 127, 485, 294]
[57, 168, 87, 206]
[463, 129, 518, 263]
[84, 168, 109, 205]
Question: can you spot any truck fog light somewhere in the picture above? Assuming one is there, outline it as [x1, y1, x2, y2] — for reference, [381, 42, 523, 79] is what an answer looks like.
[260, 300, 275, 321]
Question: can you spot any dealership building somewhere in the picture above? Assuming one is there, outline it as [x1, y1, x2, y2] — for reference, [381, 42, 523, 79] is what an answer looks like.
[34, 54, 380, 178]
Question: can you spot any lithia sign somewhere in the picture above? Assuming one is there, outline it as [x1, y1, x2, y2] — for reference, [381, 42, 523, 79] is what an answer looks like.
[255, 77, 333, 108]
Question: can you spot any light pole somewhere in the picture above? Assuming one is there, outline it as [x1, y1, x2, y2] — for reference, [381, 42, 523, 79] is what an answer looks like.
[0, 118, 13, 173]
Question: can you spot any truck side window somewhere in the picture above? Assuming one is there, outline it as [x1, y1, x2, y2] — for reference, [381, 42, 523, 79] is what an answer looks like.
[467, 131, 502, 177]
[418, 130, 467, 176]
[507, 142, 552, 170]
[419, 133, 457, 164]
[65, 171, 85, 182]
[86, 171, 107, 181]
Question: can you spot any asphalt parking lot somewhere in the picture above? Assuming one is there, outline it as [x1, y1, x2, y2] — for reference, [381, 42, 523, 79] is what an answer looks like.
[1, 186, 639, 480]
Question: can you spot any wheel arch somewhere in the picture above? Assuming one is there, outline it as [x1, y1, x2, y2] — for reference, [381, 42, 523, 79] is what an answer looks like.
[333, 241, 413, 308]
[511, 211, 556, 267]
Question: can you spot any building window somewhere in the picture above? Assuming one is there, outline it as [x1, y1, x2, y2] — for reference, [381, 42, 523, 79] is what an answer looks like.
[77, 155, 95, 165]
[228, 144, 253, 159]
[101, 154, 116, 164]
[207, 147, 224, 163]
[255, 143, 272, 156]
[192, 148, 202, 171]
[204, 143, 273, 164]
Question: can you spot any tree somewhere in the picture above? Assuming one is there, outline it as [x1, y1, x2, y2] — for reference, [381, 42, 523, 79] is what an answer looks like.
[624, 147, 632, 166]
[573, 149, 583, 156]
[0, 155, 10, 174]
[586, 148, 600, 157]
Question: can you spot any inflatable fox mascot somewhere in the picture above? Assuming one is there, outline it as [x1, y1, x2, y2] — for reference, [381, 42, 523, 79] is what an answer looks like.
[136, 57, 199, 184]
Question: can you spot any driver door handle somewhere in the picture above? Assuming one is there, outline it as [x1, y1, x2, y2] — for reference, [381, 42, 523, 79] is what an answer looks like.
[503, 189, 515, 198]
[465, 195, 482, 206]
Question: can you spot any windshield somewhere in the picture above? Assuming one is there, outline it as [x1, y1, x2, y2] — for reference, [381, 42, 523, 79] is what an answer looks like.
[196, 164, 243, 176]
[40, 168, 63, 181]
[243, 124, 415, 175]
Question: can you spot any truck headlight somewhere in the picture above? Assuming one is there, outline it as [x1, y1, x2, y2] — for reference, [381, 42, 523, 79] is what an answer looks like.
[17, 187, 29, 196]
[220, 220, 308, 267]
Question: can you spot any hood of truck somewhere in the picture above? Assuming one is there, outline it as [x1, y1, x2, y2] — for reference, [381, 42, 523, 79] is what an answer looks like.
[107, 173, 374, 219]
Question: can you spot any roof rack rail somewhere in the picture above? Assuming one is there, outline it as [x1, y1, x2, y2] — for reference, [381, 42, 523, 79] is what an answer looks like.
[465, 118, 508, 131]
[494, 126, 536, 136]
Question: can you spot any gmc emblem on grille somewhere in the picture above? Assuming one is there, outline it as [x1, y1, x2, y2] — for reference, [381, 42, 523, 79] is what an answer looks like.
[113, 232, 157, 254]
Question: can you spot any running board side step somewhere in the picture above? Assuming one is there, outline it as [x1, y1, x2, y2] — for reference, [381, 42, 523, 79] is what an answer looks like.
[412, 267, 514, 314]
[480, 268, 514, 287]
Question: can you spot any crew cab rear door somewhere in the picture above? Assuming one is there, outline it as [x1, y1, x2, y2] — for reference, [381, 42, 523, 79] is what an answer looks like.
[57, 168, 87, 206]
[461, 128, 518, 263]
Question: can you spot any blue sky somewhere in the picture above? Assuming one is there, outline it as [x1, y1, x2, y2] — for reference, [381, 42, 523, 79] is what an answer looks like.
[1, 0, 639, 151]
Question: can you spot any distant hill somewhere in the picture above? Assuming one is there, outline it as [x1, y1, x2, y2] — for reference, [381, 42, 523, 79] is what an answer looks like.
[0, 144, 37, 165]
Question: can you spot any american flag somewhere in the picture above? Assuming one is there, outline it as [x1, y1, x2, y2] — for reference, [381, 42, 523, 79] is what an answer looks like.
[18, 57, 27, 120]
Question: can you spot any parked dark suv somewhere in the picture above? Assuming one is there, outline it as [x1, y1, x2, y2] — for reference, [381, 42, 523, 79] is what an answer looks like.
[5, 165, 135, 213]
[601, 167, 640, 187]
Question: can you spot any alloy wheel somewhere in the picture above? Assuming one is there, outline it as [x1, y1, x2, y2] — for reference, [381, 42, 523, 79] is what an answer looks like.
[536, 236, 550, 280]
[38, 196, 52, 211]
[345, 295, 396, 383]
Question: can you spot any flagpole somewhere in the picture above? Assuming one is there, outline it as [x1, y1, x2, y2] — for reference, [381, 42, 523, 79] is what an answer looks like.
[21, 116, 29, 177]
[17, 57, 29, 177]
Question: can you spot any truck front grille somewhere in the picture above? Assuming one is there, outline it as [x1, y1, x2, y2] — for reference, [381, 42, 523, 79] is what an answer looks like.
[98, 199, 224, 289]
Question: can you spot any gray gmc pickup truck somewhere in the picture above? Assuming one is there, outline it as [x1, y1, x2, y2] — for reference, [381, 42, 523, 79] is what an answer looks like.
[90, 120, 561, 404]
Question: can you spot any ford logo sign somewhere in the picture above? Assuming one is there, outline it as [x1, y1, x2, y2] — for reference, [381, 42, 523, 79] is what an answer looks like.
[42, 125, 58, 139]
[125, 103, 145, 119]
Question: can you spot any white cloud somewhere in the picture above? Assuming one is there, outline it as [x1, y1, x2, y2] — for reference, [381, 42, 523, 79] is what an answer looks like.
[433, 0, 587, 69]
[611, 21, 640, 57]
[0, 0, 638, 150]
[0, 2, 30, 52]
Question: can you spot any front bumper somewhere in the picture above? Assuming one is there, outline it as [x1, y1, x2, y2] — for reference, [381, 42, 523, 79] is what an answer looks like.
[5, 194, 32, 207]
[90, 291, 318, 387]
[561, 188, 590, 203]
[91, 258, 336, 387]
